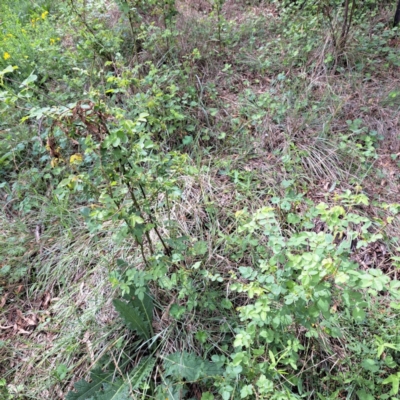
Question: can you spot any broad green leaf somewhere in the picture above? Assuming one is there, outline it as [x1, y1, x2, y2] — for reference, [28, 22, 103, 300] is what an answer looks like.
[256, 375, 273, 394]
[240, 384, 253, 398]
[163, 352, 201, 381]
[20, 72, 38, 87]
[382, 372, 400, 395]
[66, 367, 115, 400]
[384, 355, 398, 369]
[361, 359, 379, 373]
[94, 380, 129, 400]
[129, 288, 154, 328]
[0, 65, 16, 76]
[113, 299, 151, 340]
[163, 352, 222, 382]
[68, 357, 155, 400]
[182, 135, 193, 145]
[352, 307, 366, 322]
[355, 389, 374, 400]
[316, 298, 330, 314]
[192, 240, 208, 256]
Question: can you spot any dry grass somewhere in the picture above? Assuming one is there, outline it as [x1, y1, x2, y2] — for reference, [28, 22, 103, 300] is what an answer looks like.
[0, 209, 139, 398]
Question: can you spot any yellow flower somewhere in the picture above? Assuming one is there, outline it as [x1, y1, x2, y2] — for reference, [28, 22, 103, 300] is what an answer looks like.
[50, 38, 55, 45]
[41, 10, 49, 19]
[3, 52, 11, 60]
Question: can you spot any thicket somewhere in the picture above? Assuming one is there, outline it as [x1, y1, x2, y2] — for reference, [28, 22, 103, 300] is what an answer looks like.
[1, 0, 400, 399]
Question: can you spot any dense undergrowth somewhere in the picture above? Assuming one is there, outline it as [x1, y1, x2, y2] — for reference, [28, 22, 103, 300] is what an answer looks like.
[1, 0, 400, 399]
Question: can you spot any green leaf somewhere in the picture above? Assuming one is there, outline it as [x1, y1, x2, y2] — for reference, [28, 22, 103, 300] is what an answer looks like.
[182, 135, 193, 145]
[55, 364, 68, 380]
[361, 359, 379, 373]
[382, 372, 400, 395]
[221, 298, 233, 309]
[163, 352, 222, 382]
[67, 357, 155, 400]
[316, 298, 330, 314]
[192, 240, 208, 256]
[129, 356, 156, 389]
[256, 375, 273, 394]
[239, 267, 256, 279]
[113, 299, 151, 340]
[0, 65, 17, 77]
[384, 355, 397, 369]
[163, 352, 199, 381]
[129, 287, 154, 327]
[240, 384, 253, 398]
[66, 367, 115, 400]
[170, 304, 186, 319]
[20, 72, 38, 87]
[195, 330, 208, 343]
[269, 350, 276, 366]
[287, 213, 300, 224]
[356, 389, 374, 400]
[94, 380, 129, 400]
[94, 360, 155, 400]
[352, 307, 366, 322]
[222, 387, 233, 400]
[157, 377, 187, 400]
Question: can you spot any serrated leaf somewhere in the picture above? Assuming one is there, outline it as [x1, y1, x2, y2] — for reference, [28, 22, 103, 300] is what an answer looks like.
[130, 290, 154, 330]
[361, 359, 379, 373]
[163, 352, 201, 381]
[66, 380, 97, 400]
[67, 357, 155, 400]
[113, 299, 151, 340]
[130, 356, 156, 389]
[157, 377, 187, 400]
[94, 380, 129, 400]
[163, 352, 222, 382]
[66, 367, 115, 400]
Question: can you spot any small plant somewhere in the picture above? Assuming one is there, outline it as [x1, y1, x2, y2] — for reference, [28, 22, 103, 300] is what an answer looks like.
[214, 197, 400, 398]
[67, 283, 222, 399]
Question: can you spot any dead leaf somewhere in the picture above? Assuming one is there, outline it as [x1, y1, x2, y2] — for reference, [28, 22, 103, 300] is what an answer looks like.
[25, 315, 38, 326]
[15, 285, 23, 294]
[0, 293, 8, 308]
[17, 328, 31, 335]
[42, 292, 51, 309]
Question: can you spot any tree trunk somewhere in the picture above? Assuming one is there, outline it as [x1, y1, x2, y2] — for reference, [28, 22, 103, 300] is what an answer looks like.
[394, 0, 400, 27]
